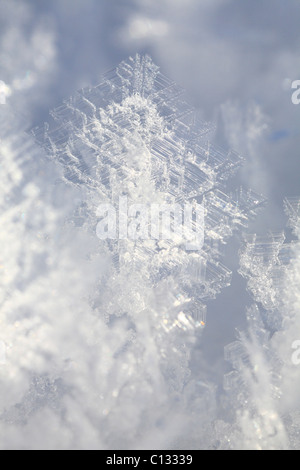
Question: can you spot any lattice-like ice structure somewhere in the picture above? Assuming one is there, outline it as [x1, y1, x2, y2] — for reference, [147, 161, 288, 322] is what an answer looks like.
[33, 55, 265, 391]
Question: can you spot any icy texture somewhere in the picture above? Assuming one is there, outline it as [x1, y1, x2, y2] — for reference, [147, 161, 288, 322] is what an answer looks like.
[0, 106, 106, 446]
[33, 54, 264, 327]
[30, 55, 268, 448]
[284, 197, 300, 234]
[222, 198, 300, 450]
[239, 231, 290, 331]
[32, 56, 267, 404]
[223, 304, 288, 450]
[1, 56, 265, 449]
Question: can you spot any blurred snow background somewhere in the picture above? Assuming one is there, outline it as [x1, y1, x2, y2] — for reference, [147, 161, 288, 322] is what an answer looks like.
[0, 0, 300, 449]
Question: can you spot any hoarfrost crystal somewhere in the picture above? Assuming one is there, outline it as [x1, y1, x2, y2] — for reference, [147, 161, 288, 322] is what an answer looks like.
[33, 54, 264, 337]
[1, 55, 265, 449]
[222, 197, 300, 450]
[31, 55, 266, 447]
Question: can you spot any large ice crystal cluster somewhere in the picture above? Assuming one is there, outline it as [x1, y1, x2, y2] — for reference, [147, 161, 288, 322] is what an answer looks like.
[1, 55, 267, 449]
[33, 54, 264, 342]
[31, 55, 267, 447]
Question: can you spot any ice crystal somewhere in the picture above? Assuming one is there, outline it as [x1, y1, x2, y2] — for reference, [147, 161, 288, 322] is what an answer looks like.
[32, 56, 267, 413]
[1, 55, 266, 449]
[223, 197, 300, 449]
[33, 54, 264, 337]
[239, 231, 290, 331]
